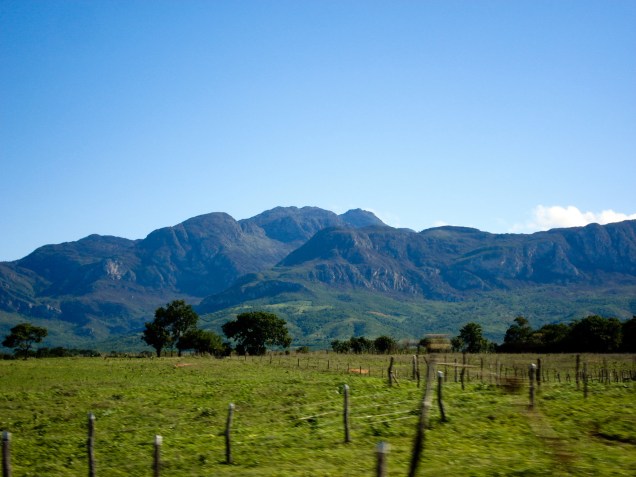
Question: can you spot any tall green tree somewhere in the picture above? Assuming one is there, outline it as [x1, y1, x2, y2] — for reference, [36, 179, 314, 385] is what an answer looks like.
[142, 319, 172, 357]
[502, 317, 533, 352]
[2, 323, 48, 359]
[569, 315, 622, 353]
[374, 335, 398, 354]
[222, 311, 291, 355]
[142, 300, 199, 357]
[453, 322, 490, 353]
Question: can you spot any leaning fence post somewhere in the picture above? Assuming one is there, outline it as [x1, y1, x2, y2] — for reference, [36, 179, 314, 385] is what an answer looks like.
[87, 413, 95, 477]
[225, 403, 235, 464]
[529, 363, 536, 410]
[343, 384, 351, 443]
[2, 431, 11, 477]
[376, 441, 389, 477]
[437, 371, 447, 422]
[153, 435, 162, 477]
[408, 355, 436, 477]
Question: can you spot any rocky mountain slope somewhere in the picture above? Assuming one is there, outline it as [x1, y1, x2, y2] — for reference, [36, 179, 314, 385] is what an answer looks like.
[1, 206, 634, 347]
[198, 221, 636, 311]
[0, 207, 385, 339]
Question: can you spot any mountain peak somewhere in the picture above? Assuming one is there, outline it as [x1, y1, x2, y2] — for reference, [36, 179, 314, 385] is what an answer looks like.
[339, 209, 386, 228]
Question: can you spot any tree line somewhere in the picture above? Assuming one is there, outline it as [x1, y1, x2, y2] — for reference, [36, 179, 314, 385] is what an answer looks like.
[450, 315, 636, 354]
[3, 305, 634, 359]
[1, 301, 293, 360]
[330, 335, 399, 354]
[142, 300, 291, 357]
[329, 315, 636, 355]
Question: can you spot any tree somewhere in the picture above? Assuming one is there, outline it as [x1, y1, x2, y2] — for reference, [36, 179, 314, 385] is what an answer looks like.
[331, 339, 351, 353]
[2, 323, 48, 359]
[142, 320, 172, 357]
[374, 335, 397, 354]
[453, 322, 490, 353]
[533, 323, 571, 353]
[349, 336, 374, 354]
[568, 315, 622, 353]
[142, 300, 199, 357]
[177, 329, 225, 356]
[501, 317, 535, 352]
[222, 311, 292, 355]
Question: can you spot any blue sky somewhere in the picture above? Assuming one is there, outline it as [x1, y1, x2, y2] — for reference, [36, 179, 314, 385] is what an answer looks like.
[1, 0, 635, 261]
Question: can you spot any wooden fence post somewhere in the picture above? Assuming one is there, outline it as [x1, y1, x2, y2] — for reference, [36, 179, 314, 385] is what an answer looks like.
[575, 354, 581, 390]
[495, 359, 500, 385]
[583, 363, 589, 399]
[529, 363, 536, 410]
[412, 355, 417, 380]
[408, 355, 436, 477]
[2, 431, 11, 477]
[416, 355, 421, 388]
[153, 435, 162, 477]
[388, 357, 394, 387]
[454, 358, 458, 383]
[437, 371, 447, 422]
[463, 353, 468, 383]
[537, 358, 542, 387]
[225, 403, 235, 464]
[376, 441, 389, 477]
[343, 384, 351, 443]
[87, 413, 95, 477]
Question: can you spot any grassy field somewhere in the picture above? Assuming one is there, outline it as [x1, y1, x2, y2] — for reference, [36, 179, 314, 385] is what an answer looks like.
[0, 353, 634, 476]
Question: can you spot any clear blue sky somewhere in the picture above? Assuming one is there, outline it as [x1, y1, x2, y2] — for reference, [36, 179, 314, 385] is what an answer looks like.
[1, 0, 635, 261]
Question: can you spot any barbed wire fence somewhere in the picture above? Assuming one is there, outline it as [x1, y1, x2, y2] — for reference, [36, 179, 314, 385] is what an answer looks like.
[2, 353, 634, 476]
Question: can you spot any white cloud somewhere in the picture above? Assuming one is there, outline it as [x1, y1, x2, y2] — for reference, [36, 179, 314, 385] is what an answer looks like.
[511, 205, 636, 233]
[432, 220, 450, 228]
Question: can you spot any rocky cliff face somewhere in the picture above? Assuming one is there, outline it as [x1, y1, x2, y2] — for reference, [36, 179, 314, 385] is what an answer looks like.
[198, 220, 636, 313]
[278, 221, 636, 292]
[0, 207, 388, 333]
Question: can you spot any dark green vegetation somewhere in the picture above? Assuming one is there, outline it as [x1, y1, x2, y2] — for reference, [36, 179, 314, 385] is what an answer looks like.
[1, 206, 635, 350]
[142, 300, 224, 357]
[452, 322, 494, 353]
[1, 322, 47, 359]
[0, 355, 634, 476]
[331, 335, 398, 354]
[501, 315, 636, 353]
[222, 311, 292, 355]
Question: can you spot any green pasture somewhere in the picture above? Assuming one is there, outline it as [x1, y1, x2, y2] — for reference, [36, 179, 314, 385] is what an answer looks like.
[0, 353, 634, 476]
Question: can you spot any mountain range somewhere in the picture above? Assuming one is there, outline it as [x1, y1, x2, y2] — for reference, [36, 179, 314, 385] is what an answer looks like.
[1, 206, 635, 349]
